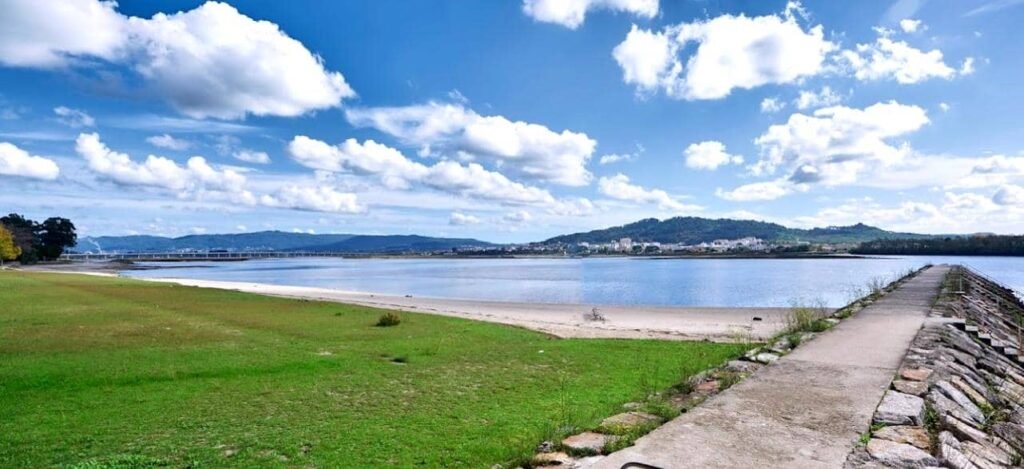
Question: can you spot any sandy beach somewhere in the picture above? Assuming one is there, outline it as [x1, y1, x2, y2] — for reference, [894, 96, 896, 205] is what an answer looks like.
[136, 277, 793, 342]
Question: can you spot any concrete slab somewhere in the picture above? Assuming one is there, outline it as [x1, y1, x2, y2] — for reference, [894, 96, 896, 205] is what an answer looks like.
[593, 266, 949, 469]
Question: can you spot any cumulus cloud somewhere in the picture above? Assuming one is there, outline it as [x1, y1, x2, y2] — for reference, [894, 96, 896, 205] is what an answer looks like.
[145, 134, 191, 151]
[0, 1, 355, 119]
[716, 180, 794, 201]
[449, 212, 481, 226]
[345, 102, 595, 186]
[288, 135, 557, 205]
[232, 150, 271, 165]
[612, 3, 836, 100]
[839, 29, 969, 84]
[260, 185, 363, 214]
[597, 173, 700, 212]
[683, 141, 743, 170]
[522, 0, 658, 29]
[502, 210, 533, 224]
[0, 142, 60, 180]
[53, 106, 95, 128]
[75, 132, 247, 195]
[76, 132, 365, 214]
[899, 18, 923, 33]
[599, 144, 643, 165]
[0, 0, 125, 68]
[793, 86, 842, 110]
[760, 97, 786, 113]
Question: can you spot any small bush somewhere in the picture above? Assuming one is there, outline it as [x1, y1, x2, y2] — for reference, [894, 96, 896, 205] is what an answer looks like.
[785, 300, 827, 334]
[582, 307, 606, 322]
[375, 312, 402, 327]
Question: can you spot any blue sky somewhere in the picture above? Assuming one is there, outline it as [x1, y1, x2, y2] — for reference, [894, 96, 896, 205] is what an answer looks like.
[1, 0, 1023, 242]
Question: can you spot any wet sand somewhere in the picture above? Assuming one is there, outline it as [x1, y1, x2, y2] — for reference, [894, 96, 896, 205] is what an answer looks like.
[140, 277, 793, 342]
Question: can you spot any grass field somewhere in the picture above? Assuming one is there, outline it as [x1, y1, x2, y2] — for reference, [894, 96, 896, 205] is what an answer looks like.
[0, 271, 747, 468]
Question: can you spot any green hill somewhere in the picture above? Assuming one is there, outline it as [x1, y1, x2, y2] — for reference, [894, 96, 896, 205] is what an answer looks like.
[543, 217, 930, 245]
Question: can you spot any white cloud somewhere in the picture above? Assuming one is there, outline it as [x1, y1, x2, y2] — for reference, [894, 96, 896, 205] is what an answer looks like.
[760, 97, 786, 113]
[75, 132, 248, 195]
[612, 4, 836, 100]
[145, 134, 191, 151]
[599, 144, 643, 165]
[345, 102, 595, 186]
[960, 57, 976, 76]
[751, 101, 929, 184]
[287, 136, 557, 205]
[0, 0, 125, 68]
[522, 0, 658, 29]
[53, 106, 95, 128]
[597, 173, 700, 212]
[0, 142, 60, 180]
[260, 185, 363, 214]
[716, 180, 794, 201]
[449, 212, 481, 226]
[0, 1, 355, 120]
[839, 31, 967, 84]
[793, 86, 842, 110]
[899, 18, 923, 33]
[993, 184, 1024, 206]
[683, 141, 743, 170]
[502, 210, 533, 224]
[232, 150, 271, 165]
[939, 102, 951, 112]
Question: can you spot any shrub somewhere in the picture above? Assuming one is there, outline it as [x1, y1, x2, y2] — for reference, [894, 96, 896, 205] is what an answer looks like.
[375, 312, 402, 327]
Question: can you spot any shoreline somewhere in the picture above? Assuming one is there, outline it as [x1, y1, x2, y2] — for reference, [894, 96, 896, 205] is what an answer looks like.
[135, 277, 792, 342]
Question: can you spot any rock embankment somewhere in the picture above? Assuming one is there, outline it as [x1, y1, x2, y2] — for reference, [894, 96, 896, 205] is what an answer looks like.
[848, 266, 1024, 468]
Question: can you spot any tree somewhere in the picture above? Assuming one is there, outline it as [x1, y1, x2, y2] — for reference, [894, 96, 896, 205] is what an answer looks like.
[36, 217, 77, 260]
[0, 213, 37, 261]
[0, 225, 20, 266]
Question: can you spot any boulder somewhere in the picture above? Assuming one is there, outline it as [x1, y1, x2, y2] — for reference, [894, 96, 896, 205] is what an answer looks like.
[753, 352, 780, 364]
[873, 425, 931, 450]
[562, 432, 616, 453]
[533, 452, 574, 466]
[600, 412, 661, 431]
[875, 391, 926, 426]
[892, 379, 929, 396]
[866, 438, 938, 467]
[901, 367, 934, 382]
[936, 380, 986, 424]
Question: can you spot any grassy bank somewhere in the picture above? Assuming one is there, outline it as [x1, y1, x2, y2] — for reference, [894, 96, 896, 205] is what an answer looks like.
[0, 272, 746, 468]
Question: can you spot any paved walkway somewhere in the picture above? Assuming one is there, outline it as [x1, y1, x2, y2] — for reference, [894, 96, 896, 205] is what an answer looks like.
[594, 265, 950, 469]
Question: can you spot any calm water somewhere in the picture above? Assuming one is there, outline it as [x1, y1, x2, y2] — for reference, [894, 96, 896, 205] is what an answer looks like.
[122, 256, 1024, 307]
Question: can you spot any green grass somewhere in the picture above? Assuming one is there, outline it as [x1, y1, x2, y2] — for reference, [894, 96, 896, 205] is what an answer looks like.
[0, 271, 746, 468]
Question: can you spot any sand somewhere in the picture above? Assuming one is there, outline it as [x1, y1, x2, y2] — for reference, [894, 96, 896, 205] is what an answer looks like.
[137, 277, 792, 342]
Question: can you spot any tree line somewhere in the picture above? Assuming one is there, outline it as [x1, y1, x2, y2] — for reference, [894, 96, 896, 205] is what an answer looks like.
[0, 213, 77, 264]
[852, 236, 1024, 256]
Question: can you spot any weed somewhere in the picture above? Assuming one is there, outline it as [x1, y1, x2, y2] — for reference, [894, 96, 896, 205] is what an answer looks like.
[716, 370, 742, 389]
[785, 299, 828, 334]
[69, 455, 169, 469]
[582, 307, 606, 322]
[375, 312, 401, 327]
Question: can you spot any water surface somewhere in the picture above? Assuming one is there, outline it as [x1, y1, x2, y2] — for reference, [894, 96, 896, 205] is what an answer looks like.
[123, 256, 1024, 307]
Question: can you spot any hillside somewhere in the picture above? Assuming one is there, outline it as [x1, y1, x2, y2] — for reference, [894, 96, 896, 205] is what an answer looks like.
[544, 217, 930, 245]
[75, 231, 493, 253]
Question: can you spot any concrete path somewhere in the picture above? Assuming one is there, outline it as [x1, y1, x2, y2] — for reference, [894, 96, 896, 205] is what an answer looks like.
[594, 265, 949, 469]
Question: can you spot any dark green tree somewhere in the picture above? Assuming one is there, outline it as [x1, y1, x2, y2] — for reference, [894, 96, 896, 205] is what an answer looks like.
[36, 217, 77, 260]
[0, 213, 39, 263]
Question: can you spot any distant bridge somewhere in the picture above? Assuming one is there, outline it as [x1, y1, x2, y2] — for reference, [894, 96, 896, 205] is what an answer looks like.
[61, 251, 354, 261]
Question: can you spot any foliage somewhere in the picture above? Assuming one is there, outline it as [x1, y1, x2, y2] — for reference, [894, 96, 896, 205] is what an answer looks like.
[853, 235, 1024, 256]
[784, 300, 828, 334]
[544, 217, 929, 245]
[0, 271, 745, 468]
[582, 307, 606, 322]
[0, 225, 20, 263]
[0, 213, 78, 261]
[375, 312, 402, 327]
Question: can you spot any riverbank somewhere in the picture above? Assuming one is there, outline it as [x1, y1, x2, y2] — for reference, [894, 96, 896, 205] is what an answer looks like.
[138, 277, 792, 342]
[0, 270, 747, 468]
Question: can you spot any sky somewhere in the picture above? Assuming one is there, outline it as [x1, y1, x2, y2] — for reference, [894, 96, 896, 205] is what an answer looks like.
[1, 0, 1023, 242]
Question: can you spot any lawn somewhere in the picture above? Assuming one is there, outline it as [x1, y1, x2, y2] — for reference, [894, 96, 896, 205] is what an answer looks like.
[0, 271, 747, 468]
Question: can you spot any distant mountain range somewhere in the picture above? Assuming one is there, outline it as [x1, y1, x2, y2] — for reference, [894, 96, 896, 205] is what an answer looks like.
[543, 217, 933, 245]
[75, 231, 494, 253]
[74, 217, 934, 254]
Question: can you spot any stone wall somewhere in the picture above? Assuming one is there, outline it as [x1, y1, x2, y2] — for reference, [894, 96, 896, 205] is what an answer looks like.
[847, 266, 1024, 468]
